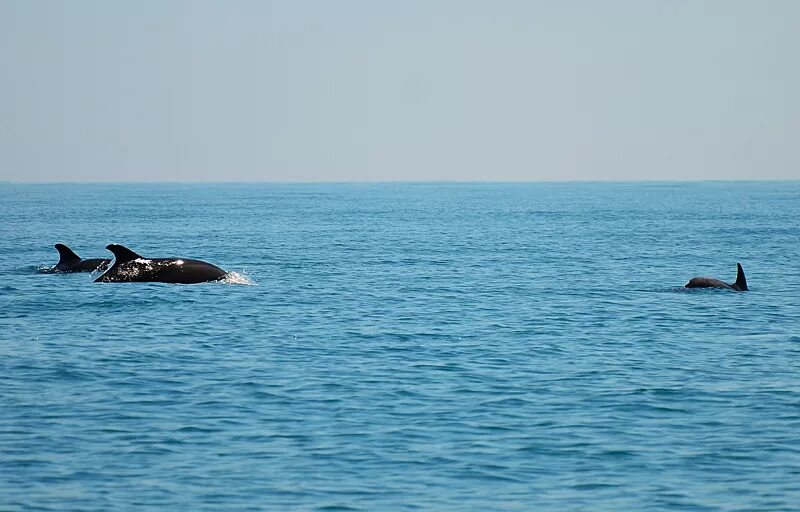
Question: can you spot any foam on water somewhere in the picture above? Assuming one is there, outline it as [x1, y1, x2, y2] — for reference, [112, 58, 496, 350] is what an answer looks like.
[221, 271, 257, 285]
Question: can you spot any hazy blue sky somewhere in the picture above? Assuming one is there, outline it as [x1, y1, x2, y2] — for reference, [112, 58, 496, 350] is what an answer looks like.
[1, 1, 798, 182]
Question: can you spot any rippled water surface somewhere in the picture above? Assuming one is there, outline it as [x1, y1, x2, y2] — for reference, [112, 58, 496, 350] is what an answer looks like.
[1, 182, 799, 511]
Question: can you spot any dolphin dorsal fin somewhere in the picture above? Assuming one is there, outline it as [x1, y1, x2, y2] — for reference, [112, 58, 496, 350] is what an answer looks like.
[55, 243, 81, 264]
[106, 244, 144, 264]
[734, 263, 748, 291]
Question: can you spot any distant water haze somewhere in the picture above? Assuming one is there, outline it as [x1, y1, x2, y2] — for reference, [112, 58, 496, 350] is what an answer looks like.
[1, 1, 798, 182]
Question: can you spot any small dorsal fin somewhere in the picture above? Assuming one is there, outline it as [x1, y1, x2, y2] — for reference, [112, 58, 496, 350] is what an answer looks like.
[734, 262, 748, 291]
[106, 244, 144, 264]
[55, 243, 81, 264]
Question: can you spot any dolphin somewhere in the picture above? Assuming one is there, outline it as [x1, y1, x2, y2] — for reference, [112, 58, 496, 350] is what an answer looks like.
[53, 243, 111, 273]
[685, 263, 748, 291]
[95, 244, 228, 284]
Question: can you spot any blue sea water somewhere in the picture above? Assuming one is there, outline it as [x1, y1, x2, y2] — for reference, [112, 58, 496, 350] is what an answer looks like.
[1, 182, 799, 511]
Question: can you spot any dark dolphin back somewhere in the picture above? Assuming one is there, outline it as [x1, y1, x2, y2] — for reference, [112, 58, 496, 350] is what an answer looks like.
[734, 263, 748, 291]
[55, 243, 81, 266]
[97, 244, 226, 283]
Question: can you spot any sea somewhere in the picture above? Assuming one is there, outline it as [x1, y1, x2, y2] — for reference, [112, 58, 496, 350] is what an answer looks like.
[1, 181, 799, 511]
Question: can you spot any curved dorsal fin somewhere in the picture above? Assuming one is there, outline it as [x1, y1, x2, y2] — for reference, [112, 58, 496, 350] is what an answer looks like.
[55, 243, 81, 264]
[734, 262, 748, 291]
[106, 244, 144, 264]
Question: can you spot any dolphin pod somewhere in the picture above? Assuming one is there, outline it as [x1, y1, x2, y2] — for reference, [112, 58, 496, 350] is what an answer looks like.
[685, 263, 748, 292]
[94, 244, 228, 284]
[53, 243, 111, 273]
[46, 243, 749, 289]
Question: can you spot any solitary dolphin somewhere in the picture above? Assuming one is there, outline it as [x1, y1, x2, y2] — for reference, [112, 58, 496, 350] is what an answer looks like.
[53, 243, 111, 273]
[685, 263, 748, 291]
[95, 244, 228, 284]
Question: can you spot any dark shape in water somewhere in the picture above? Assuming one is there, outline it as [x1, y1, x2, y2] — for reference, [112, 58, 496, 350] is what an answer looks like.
[95, 244, 228, 284]
[685, 263, 748, 291]
[53, 243, 111, 273]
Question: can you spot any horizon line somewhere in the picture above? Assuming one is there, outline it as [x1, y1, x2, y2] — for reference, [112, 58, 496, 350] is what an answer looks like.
[2, 178, 799, 185]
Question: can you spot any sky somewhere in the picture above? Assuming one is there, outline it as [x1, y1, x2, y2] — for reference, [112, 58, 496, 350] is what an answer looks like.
[1, 0, 798, 182]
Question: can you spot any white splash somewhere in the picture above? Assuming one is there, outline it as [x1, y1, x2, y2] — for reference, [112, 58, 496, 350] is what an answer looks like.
[221, 271, 256, 286]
